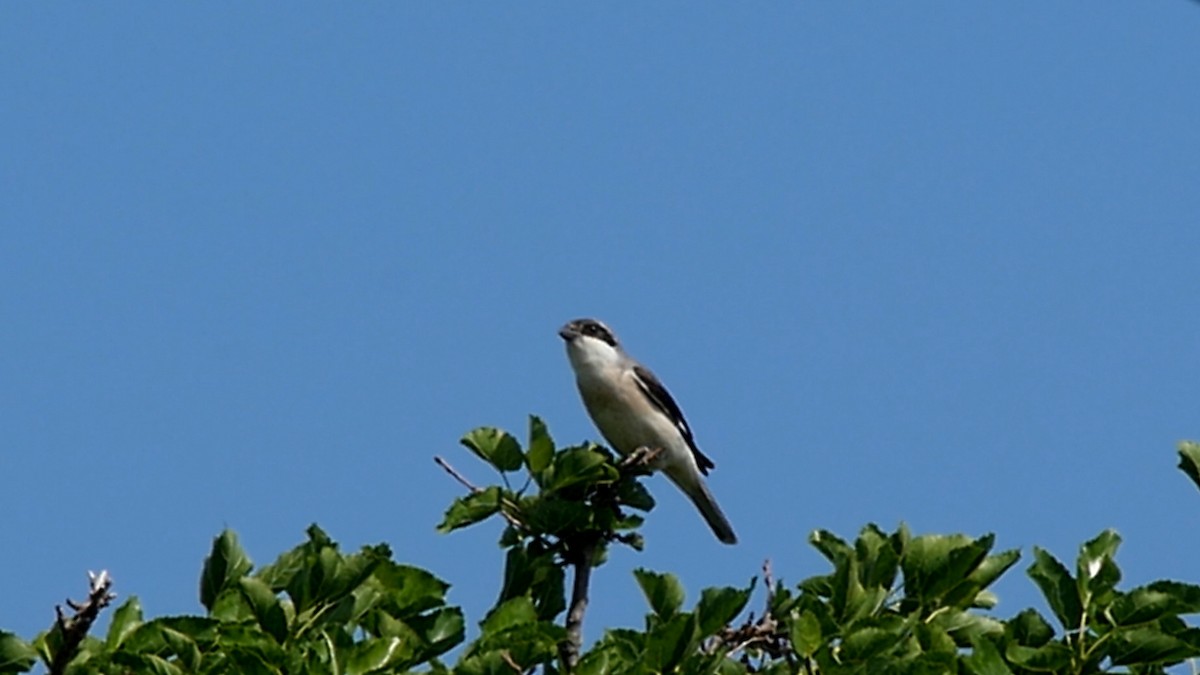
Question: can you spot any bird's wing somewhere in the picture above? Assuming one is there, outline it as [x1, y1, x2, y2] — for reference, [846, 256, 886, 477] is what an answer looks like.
[632, 364, 715, 474]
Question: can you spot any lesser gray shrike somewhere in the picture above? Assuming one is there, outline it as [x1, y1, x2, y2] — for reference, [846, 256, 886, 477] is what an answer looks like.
[559, 318, 737, 545]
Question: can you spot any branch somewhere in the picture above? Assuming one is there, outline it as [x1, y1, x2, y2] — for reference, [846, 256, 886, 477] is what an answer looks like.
[559, 536, 599, 671]
[50, 570, 116, 675]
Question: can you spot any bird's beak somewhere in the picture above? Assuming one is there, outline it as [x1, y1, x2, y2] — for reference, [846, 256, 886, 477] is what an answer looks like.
[558, 324, 577, 341]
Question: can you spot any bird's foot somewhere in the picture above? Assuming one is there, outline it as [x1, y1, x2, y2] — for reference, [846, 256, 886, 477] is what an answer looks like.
[619, 446, 663, 475]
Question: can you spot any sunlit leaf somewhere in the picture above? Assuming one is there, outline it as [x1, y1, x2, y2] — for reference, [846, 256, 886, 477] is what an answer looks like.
[1178, 441, 1200, 492]
[106, 596, 144, 649]
[790, 610, 822, 658]
[1108, 626, 1200, 665]
[461, 427, 524, 473]
[0, 632, 37, 674]
[963, 635, 1013, 675]
[634, 569, 685, 619]
[1004, 642, 1072, 671]
[437, 486, 503, 533]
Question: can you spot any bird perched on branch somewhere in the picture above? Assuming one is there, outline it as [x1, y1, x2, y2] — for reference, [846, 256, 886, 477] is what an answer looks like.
[559, 318, 737, 545]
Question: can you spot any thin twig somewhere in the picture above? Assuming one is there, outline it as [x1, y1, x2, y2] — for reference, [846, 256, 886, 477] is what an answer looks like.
[50, 570, 116, 675]
[435, 455, 482, 493]
[434, 455, 527, 530]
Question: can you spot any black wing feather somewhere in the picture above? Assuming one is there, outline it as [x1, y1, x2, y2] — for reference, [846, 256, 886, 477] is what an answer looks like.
[632, 364, 716, 475]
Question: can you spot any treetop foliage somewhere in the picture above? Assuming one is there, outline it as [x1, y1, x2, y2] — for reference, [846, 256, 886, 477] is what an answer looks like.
[4, 424, 1199, 674]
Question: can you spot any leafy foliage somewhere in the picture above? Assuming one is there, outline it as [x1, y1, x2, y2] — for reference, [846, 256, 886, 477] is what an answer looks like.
[4, 430, 1199, 675]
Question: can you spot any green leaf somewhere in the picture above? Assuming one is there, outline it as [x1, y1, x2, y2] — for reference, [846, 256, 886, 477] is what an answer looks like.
[839, 626, 900, 662]
[527, 416, 555, 475]
[0, 632, 37, 674]
[634, 569, 685, 619]
[481, 596, 538, 634]
[1027, 547, 1081, 630]
[1107, 626, 1200, 665]
[696, 583, 753, 637]
[345, 637, 404, 675]
[643, 613, 696, 672]
[616, 478, 656, 512]
[105, 596, 144, 648]
[855, 523, 900, 590]
[1178, 441, 1200, 492]
[1004, 642, 1072, 672]
[461, 427, 524, 472]
[902, 533, 991, 604]
[1077, 529, 1122, 603]
[199, 529, 253, 611]
[963, 635, 1013, 675]
[790, 610, 822, 658]
[547, 447, 617, 492]
[437, 486, 503, 533]
[1006, 608, 1055, 647]
[238, 577, 289, 643]
[159, 627, 202, 671]
[810, 529, 852, 564]
[1110, 581, 1200, 625]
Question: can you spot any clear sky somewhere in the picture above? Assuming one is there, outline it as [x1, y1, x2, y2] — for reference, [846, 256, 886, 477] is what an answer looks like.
[3, 2, 1199, 651]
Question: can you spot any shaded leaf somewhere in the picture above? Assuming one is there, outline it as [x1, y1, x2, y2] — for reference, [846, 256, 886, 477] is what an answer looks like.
[239, 577, 289, 643]
[696, 583, 753, 637]
[526, 416, 555, 476]
[1004, 642, 1072, 671]
[1108, 626, 1200, 665]
[199, 529, 253, 611]
[1005, 608, 1055, 647]
[1110, 582, 1200, 626]
[1027, 547, 1081, 629]
[809, 529, 852, 564]
[643, 613, 696, 672]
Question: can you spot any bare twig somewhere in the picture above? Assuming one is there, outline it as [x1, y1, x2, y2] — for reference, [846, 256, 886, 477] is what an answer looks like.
[434, 455, 527, 530]
[50, 570, 116, 675]
[435, 455, 483, 493]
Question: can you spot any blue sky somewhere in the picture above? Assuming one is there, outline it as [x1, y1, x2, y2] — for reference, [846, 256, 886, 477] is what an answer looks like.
[3, 2, 1199, 652]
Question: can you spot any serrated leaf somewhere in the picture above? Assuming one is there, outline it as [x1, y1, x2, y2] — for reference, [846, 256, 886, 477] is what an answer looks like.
[481, 596, 537, 635]
[345, 637, 404, 675]
[547, 447, 616, 492]
[809, 529, 852, 564]
[1077, 529, 1122, 602]
[527, 416, 555, 475]
[1004, 642, 1072, 671]
[437, 486, 503, 533]
[1027, 547, 1081, 630]
[0, 632, 37, 673]
[1107, 626, 1200, 665]
[696, 583, 753, 637]
[105, 596, 143, 648]
[1178, 441, 1200, 492]
[634, 569, 685, 619]
[839, 626, 900, 662]
[199, 529, 253, 611]
[643, 613, 696, 672]
[461, 427, 524, 472]
[238, 577, 289, 643]
[963, 635, 1013, 675]
[790, 610, 822, 658]
[1110, 581, 1200, 626]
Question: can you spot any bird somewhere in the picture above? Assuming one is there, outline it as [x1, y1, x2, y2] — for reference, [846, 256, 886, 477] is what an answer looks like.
[559, 318, 737, 545]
